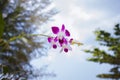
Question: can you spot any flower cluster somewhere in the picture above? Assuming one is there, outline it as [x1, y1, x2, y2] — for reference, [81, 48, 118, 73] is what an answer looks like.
[48, 24, 73, 53]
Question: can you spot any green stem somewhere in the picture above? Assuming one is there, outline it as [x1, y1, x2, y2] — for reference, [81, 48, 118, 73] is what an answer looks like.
[9, 33, 51, 42]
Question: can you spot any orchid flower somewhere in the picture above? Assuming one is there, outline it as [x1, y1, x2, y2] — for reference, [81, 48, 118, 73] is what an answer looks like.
[51, 24, 71, 47]
[48, 24, 83, 53]
[48, 24, 73, 53]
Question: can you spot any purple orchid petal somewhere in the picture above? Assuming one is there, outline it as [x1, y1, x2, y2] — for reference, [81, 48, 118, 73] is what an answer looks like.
[59, 37, 67, 46]
[52, 27, 59, 34]
[54, 37, 58, 42]
[48, 37, 53, 43]
[63, 38, 68, 44]
[59, 38, 64, 45]
[69, 38, 73, 43]
[64, 48, 68, 52]
[65, 30, 70, 37]
[53, 44, 57, 49]
[61, 24, 65, 31]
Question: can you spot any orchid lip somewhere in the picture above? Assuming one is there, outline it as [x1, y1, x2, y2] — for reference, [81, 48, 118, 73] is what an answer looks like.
[59, 38, 64, 44]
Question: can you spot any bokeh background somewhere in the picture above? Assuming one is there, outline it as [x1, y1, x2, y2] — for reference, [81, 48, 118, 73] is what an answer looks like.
[1, 0, 120, 80]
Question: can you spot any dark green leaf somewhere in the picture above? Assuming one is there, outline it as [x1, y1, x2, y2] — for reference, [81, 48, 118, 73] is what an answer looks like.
[0, 12, 4, 37]
[3, 66, 9, 74]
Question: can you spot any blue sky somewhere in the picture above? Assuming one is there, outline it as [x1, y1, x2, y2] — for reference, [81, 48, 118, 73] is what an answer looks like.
[31, 0, 120, 80]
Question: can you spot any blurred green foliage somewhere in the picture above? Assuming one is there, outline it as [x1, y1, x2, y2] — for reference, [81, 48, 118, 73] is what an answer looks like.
[0, 0, 57, 79]
[85, 24, 120, 80]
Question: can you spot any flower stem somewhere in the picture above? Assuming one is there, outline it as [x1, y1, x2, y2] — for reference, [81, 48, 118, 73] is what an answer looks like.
[9, 33, 51, 42]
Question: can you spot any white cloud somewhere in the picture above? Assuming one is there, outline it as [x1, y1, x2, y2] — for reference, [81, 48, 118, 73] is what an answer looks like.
[69, 5, 106, 21]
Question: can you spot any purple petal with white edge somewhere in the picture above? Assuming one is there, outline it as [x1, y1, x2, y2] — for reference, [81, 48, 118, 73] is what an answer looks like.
[54, 37, 58, 42]
[48, 37, 53, 43]
[52, 27, 59, 34]
[65, 30, 70, 36]
[61, 24, 65, 31]
[63, 38, 68, 44]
